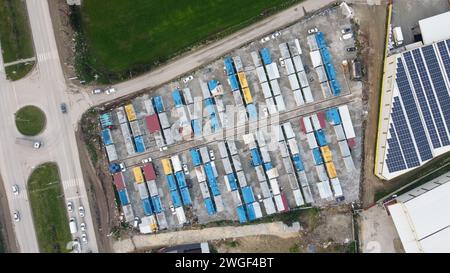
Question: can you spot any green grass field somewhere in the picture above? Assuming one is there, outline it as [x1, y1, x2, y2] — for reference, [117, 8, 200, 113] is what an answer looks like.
[28, 163, 72, 253]
[80, 0, 301, 80]
[0, 0, 34, 80]
[15, 105, 46, 136]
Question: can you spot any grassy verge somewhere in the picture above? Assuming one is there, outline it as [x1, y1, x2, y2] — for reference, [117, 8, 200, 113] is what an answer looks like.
[73, 0, 303, 83]
[375, 151, 450, 202]
[28, 163, 72, 253]
[4, 61, 35, 80]
[0, 0, 34, 80]
[15, 105, 46, 136]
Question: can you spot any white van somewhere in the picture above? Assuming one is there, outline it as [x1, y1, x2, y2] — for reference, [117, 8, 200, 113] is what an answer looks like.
[69, 218, 77, 234]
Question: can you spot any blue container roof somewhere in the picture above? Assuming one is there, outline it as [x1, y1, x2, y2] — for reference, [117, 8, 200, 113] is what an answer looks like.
[315, 129, 327, 147]
[210, 115, 221, 132]
[260, 48, 272, 65]
[204, 198, 216, 215]
[227, 173, 238, 191]
[118, 189, 129, 206]
[292, 154, 305, 171]
[100, 113, 113, 128]
[246, 203, 256, 221]
[251, 149, 262, 166]
[151, 196, 162, 213]
[242, 186, 255, 204]
[109, 163, 120, 173]
[237, 205, 247, 223]
[205, 97, 215, 106]
[312, 148, 323, 165]
[170, 190, 182, 208]
[102, 129, 113, 145]
[224, 57, 235, 75]
[191, 119, 202, 137]
[263, 162, 272, 171]
[207, 80, 218, 91]
[228, 74, 240, 91]
[172, 89, 183, 107]
[152, 96, 165, 113]
[326, 108, 341, 125]
[190, 149, 202, 166]
[134, 136, 145, 153]
[142, 198, 153, 216]
[175, 171, 187, 188]
[180, 187, 192, 206]
[247, 104, 257, 120]
[167, 174, 177, 191]
[315, 32, 327, 49]
[210, 185, 221, 196]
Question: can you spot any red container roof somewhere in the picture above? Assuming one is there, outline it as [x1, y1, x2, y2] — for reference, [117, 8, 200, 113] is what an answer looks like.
[142, 163, 156, 181]
[146, 114, 160, 133]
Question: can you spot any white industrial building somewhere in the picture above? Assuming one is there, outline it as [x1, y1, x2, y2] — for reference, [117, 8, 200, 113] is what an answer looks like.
[388, 175, 450, 253]
[419, 11, 450, 45]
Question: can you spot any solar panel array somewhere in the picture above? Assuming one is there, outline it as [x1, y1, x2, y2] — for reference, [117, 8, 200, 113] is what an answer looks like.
[385, 39, 450, 173]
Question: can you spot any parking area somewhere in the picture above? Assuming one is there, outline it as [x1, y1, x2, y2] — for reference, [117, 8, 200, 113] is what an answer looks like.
[391, 0, 449, 46]
[95, 5, 364, 233]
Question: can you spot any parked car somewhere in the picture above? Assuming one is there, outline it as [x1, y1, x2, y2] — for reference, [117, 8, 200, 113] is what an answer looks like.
[279, 57, 285, 67]
[81, 233, 88, 244]
[13, 211, 20, 222]
[183, 75, 194, 83]
[209, 149, 215, 161]
[60, 103, 67, 114]
[308, 27, 319, 34]
[271, 31, 281, 39]
[92, 88, 103, 94]
[105, 87, 116, 95]
[141, 157, 152, 164]
[78, 206, 85, 218]
[346, 47, 357, 52]
[133, 217, 141, 228]
[80, 222, 86, 232]
[341, 27, 352, 34]
[260, 36, 270, 43]
[67, 201, 73, 212]
[12, 184, 19, 195]
[159, 146, 168, 151]
[182, 164, 189, 175]
[169, 204, 176, 214]
[119, 162, 126, 172]
[262, 107, 269, 118]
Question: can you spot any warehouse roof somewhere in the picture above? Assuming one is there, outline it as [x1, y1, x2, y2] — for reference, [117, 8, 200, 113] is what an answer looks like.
[388, 181, 450, 253]
[145, 114, 160, 133]
[419, 11, 450, 45]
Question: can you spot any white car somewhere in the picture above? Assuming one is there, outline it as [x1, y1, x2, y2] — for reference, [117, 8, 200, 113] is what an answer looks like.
[182, 164, 189, 175]
[183, 75, 194, 83]
[279, 57, 285, 67]
[80, 222, 86, 232]
[81, 233, 88, 244]
[341, 27, 352, 34]
[209, 150, 215, 161]
[79, 206, 85, 218]
[33, 142, 42, 149]
[159, 146, 168, 151]
[141, 157, 152, 164]
[13, 211, 20, 222]
[262, 107, 269, 118]
[105, 87, 116, 95]
[169, 204, 176, 214]
[119, 162, 126, 172]
[308, 27, 319, 34]
[67, 201, 73, 212]
[92, 88, 103, 94]
[271, 31, 281, 39]
[260, 36, 270, 43]
[12, 184, 19, 195]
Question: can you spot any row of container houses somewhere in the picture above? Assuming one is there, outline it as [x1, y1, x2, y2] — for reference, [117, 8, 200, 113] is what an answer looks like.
[278, 40, 314, 105]
[251, 48, 286, 114]
[224, 56, 258, 121]
[300, 113, 344, 200]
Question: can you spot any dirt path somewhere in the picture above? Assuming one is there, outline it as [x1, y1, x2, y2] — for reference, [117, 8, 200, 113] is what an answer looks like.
[355, 4, 387, 207]
[113, 221, 301, 253]
[76, 129, 116, 252]
[0, 174, 18, 252]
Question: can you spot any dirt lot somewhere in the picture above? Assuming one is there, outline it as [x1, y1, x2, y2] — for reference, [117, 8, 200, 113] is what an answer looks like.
[211, 206, 355, 253]
[353, 3, 388, 207]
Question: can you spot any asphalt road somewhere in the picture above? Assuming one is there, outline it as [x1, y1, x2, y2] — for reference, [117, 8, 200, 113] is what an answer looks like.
[0, 0, 98, 253]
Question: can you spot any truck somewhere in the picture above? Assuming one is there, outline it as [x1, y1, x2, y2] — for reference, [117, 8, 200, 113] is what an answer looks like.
[16, 138, 42, 149]
[69, 218, 77, 234]
[393, 26, 404, 46]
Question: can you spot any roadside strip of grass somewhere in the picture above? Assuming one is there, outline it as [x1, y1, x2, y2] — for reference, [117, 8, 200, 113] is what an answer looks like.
[0, 0, 34, 80]
[15, 105, 46, 136]
[28, 163, 72, 253]
[4, 61, 35, 81]
[375, 151, 450, 202]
